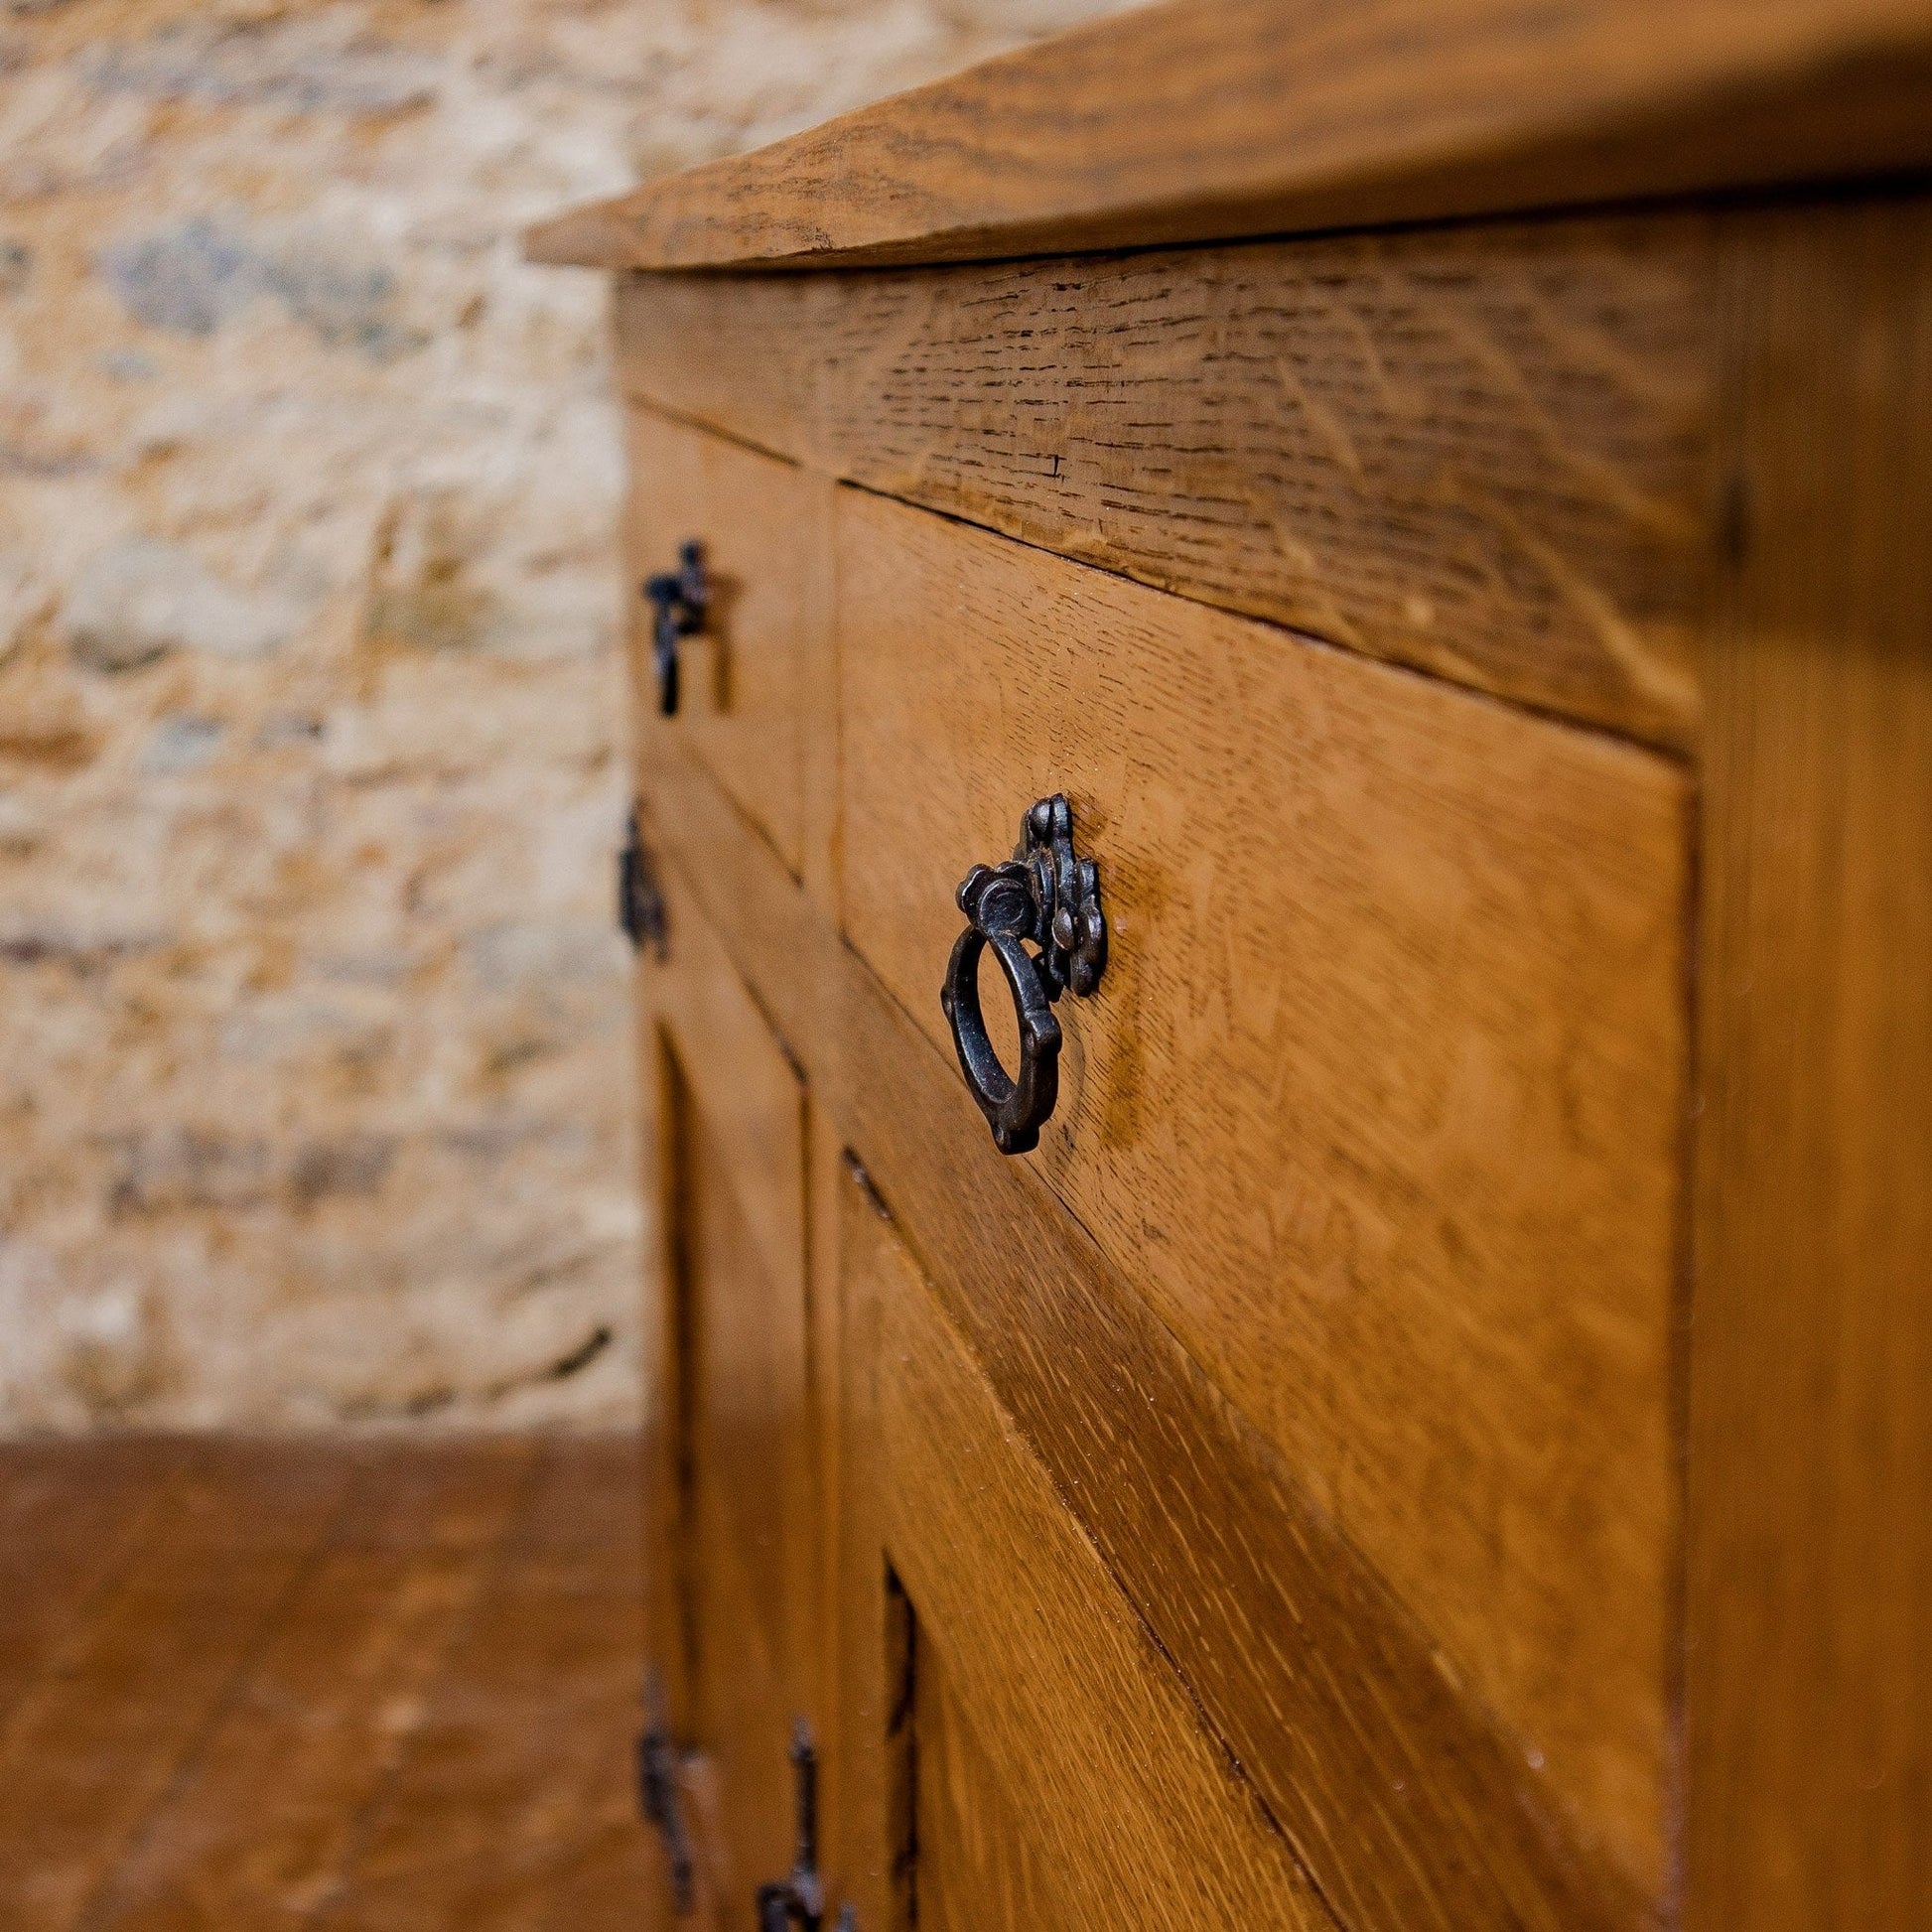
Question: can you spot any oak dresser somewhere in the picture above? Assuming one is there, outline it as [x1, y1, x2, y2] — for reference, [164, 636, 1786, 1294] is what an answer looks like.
[528, 3, 1932, 1927]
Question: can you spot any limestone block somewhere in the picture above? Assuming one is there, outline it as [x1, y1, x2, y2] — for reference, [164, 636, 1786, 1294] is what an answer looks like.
[0, 0, 1129, 1435]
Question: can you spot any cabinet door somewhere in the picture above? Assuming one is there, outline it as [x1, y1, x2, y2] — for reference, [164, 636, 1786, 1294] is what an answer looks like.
[828, 1160, 1328, 1932]
[638, 842, 813, 1928]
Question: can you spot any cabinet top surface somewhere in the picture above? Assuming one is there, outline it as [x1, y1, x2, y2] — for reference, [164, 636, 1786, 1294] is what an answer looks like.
[526, 0, 1932, 273]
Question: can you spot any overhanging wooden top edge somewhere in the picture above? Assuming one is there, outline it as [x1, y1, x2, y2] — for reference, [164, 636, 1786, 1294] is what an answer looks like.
[522, 0, 1932, 272]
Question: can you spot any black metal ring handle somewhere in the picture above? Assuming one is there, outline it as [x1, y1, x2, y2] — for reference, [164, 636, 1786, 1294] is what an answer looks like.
[942, 924, 1062, 1155]
[643, 540, 709, 717]
[940, 795, 1106, 1156]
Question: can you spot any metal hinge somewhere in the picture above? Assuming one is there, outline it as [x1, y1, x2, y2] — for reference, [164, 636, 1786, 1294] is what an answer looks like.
[619, 810, 667, 959]
[636, 1678, 695, 1911]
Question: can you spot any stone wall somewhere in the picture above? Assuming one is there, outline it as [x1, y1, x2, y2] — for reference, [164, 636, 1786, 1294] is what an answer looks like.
[0, 0, 1113, 1433]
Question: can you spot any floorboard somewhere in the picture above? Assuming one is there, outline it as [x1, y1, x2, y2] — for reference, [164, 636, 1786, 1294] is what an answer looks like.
[312, 1443, 651, 1932]
[0, 1440, 204, 1733]
[0, 1436, 647, 1932]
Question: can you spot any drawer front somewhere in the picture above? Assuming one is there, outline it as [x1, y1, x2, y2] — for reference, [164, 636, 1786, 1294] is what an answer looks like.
[836, 488, 1689, 1894]
[625, 408, 828, 879]
[616, 213, 1718, 751]
[843, 1169, 1328, 1932]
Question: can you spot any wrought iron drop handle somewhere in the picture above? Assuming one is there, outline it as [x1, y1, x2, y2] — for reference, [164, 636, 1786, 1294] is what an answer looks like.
[618, 809, 667, 959]
[635, 1677, 695, 1913]
[940, 794, 1107, 1156]
[757, 1721, 825, 1931]
[643, 540, 709, 717]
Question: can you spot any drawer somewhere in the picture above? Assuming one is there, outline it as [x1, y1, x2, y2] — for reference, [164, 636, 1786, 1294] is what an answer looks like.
[614, 213, 1717, 752]
[835, 487, 1689, 1894]
[624, 408, 830, 879]
[842, 1165, 1326, 1932]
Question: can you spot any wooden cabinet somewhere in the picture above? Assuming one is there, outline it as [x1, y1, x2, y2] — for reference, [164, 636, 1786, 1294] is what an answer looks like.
[543, 9, 1932, 1929]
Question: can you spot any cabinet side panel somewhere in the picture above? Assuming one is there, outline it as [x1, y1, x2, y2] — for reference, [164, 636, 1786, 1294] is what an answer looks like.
[1691, 196, 1932, 1931]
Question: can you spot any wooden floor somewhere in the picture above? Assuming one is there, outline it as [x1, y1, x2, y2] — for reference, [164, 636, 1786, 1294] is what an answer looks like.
[0, 1434, 651, 1932]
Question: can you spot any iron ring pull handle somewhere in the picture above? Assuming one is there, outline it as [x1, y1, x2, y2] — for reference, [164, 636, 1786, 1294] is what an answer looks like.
[643, 540, 709, 718]
[940, 795, 1107, 1156]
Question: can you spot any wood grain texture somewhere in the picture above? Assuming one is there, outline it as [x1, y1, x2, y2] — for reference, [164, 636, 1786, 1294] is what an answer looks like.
[626, 412, 829, 880]
[638, 879, 812, 1926]
[0, 1444, 358, 1932]
[621, 433, 833, 1895]
[801, 1105, 872, 1930]
[648, 842, 806, 1309]
[497, 1441, 655, 1932]
[82, 1442, 541, 1932]
[526, 0, 1932, 271]
[1687, 198, 1932, 1931]
[634, 726, 1652, 1932]
[0, 1441, 202, 1736]
[618, 216, 1718, 747]
[856, 1181, 1329, 1931]
[818, 1139, 894, 1932]
[0, 1440, 645, 1932]
[911, 1642, 1060, 1932]
[311, 1442, 648, 1932]
[838, 486, 1688, 1888]
[686, 1104, 802, 1917]
[637, 1017, 696, 1767]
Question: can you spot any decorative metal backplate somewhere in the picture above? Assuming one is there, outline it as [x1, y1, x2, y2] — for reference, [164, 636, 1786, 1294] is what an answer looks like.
[940, 794, 1107, 1155]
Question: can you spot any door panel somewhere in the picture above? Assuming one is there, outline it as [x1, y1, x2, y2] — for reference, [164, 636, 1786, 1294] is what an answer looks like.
[909, 1622, 1077, 1932]
[839, 1163, 1330, 1932]
[639, 843, 811, 1928]
[687, 1094, 795, 1918]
